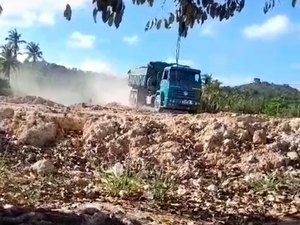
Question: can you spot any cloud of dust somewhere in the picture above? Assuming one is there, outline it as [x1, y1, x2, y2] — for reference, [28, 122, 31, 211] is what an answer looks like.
[9, 63, 131, 106]
[86, 74, 131, 106]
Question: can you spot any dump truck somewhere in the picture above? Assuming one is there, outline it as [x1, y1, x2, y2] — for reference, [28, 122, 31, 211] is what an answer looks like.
[127, 61, 202, 113]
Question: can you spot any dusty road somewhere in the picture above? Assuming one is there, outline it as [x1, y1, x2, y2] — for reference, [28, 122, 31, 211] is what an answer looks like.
[0, 95, 299, 225]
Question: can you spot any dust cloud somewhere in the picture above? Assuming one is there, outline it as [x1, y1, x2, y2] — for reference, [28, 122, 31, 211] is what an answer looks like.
[9, 64, 131, 106]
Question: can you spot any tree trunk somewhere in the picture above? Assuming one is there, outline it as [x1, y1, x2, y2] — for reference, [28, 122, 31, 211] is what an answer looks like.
[5, 67, 10, 82]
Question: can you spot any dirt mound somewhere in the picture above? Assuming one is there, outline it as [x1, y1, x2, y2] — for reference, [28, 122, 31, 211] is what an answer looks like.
[0, 95, 299, 224]
[0, 95, 64, 107]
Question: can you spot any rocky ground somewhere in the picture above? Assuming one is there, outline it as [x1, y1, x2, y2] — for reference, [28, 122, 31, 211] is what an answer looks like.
[0, 95, 299, 225]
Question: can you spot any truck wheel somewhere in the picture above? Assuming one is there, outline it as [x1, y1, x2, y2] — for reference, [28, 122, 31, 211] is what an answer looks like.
[129, 91, 138, 108]
[188, 109, 198, 114]
[154, 95, 162, 112]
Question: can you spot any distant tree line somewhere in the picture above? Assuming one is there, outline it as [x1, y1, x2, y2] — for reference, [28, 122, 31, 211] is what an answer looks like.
[200, 75, 300, 118]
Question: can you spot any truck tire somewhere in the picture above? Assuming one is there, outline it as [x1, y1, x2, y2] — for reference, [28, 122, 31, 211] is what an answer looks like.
[154, 94, 162, 112]
[188, 109, 198, 114]
[129, 90, 138, 108]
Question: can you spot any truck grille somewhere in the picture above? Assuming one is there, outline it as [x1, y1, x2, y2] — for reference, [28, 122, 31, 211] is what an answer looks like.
[169, 89, 198, 99]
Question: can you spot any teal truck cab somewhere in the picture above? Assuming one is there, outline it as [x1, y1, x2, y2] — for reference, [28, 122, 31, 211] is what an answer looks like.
[128, 61, 202, 113]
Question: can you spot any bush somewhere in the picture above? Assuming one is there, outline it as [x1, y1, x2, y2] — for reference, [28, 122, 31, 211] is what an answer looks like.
[0, 78, 12, 96]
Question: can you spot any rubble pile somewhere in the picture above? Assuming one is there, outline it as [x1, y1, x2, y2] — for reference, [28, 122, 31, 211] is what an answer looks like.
[0, 96, 299, 224]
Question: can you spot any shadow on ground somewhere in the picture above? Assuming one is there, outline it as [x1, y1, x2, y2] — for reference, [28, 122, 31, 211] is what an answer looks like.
[0, 205, 142, 225]
[1, 204, 300, 225]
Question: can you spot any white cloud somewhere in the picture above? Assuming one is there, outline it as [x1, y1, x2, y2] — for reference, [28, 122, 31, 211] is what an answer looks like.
[199, 19, 231, 38]
[200, 24, 215, 37]
[38, 12, 55, 25]
[67, 32, 96, 48]
[80, 59, 115, 75]
[166, 57, 196, 67]
[0, 0, 89, 28]
[243, 15, 293, 40]
[123, 35, 139, 45]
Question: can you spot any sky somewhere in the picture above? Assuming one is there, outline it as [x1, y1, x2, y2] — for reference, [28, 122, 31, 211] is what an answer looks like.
[0, 0, 299, 88]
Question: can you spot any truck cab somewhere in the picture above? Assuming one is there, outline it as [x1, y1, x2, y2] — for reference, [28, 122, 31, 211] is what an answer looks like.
[152, 65, 202, 113]
[128, 61, 202, 113]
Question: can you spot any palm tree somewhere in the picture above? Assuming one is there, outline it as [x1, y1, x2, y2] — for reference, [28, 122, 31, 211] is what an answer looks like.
[25, 42, 44, 63]
[0, 45, 20, 81]
[5, 29, 26, 59]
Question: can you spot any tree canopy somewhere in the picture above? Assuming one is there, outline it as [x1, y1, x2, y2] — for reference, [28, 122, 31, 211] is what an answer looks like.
[5, 29, 26, 59]
[64, 0, 298, 37]
[0, 0, 298, 37]
[25, 42, 44, 63]
[0, 44, 20, 80]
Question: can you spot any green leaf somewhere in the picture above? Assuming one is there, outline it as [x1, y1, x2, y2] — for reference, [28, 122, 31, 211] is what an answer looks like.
[168, 13, 175, 24]
[209, 3, 216, 18]
[115, 0, 123, 12]
[237, 0, 245, 12]
[108, 14, 114, 26]
[93, 8, 98, 23]
[145, 20, 151, 31]
[164, 19, 170, 29]
[292, 0, 297, 7]
[202, 0, 208, 8]
[102, 8, 111, 23]
[64, 4, 72, 21]
[148, 0, 154, 7]
[201, 11, 207, 24]
[149, 20, 155, 30]
[156, 19, 162, 29]
[114, 12, 122, 28]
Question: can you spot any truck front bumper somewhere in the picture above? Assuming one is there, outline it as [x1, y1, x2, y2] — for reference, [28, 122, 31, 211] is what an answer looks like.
[164, 98, 200, 111]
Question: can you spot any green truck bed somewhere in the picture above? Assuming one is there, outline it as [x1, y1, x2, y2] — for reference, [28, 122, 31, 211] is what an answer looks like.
[127, 61, 172, 89]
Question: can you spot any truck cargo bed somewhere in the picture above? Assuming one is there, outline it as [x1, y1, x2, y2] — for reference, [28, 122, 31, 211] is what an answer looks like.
[128, 61, 172, 89]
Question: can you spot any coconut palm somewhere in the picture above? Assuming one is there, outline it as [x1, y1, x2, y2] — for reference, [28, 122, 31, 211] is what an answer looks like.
[0, 44, 20, 81]
[5, 28, 26, 59]
[25, 42, 44, 63]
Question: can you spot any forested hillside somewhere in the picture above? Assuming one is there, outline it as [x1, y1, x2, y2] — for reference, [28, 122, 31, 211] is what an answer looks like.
[201, 76, 300, 117]
[225, 78, 300, 98]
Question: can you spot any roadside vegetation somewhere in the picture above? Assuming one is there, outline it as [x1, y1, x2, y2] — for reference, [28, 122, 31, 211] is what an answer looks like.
[200, 75, 300, 118]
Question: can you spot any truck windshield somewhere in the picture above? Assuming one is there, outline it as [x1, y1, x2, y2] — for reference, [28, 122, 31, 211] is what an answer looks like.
[169, 69, 200, 85]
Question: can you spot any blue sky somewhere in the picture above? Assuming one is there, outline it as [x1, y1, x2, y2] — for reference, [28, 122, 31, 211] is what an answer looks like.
[0, 0, 299, 88]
